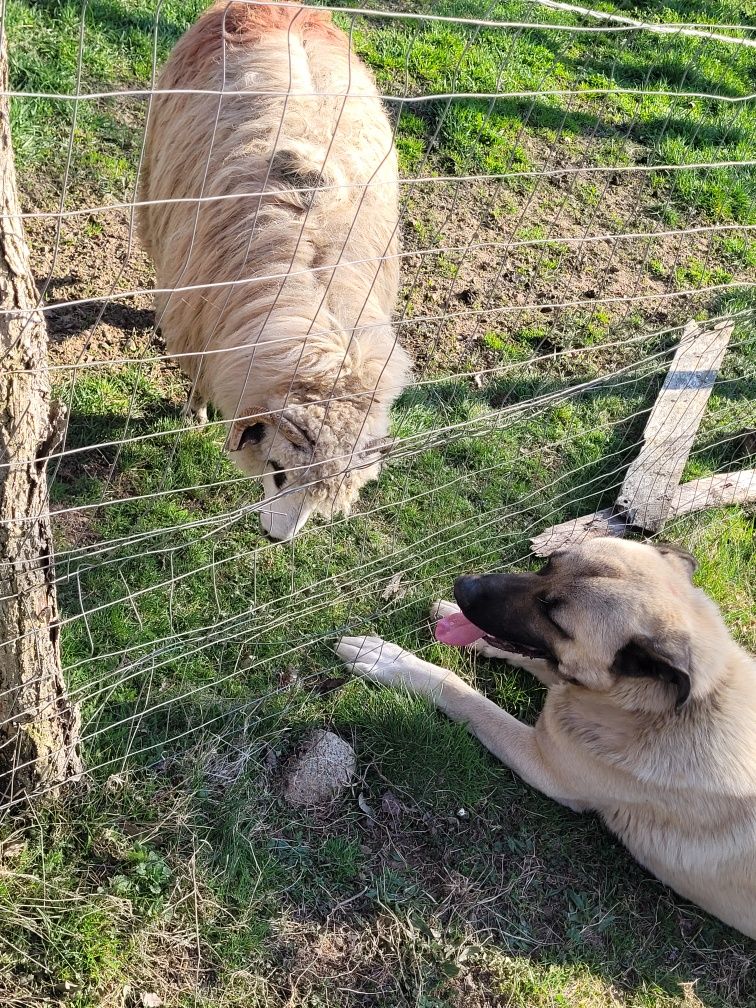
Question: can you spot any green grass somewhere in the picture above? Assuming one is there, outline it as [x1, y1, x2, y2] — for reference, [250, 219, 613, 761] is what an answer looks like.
[8, 0, 756, 219]
[9, 323, 753, 1006]
[4, 0, 756, 1006]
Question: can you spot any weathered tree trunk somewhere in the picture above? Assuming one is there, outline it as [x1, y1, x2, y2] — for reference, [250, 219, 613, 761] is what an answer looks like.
[0, 31, 83, 803]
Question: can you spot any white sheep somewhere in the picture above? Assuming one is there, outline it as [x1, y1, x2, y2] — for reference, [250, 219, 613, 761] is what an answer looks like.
[138, 0, 411, 539]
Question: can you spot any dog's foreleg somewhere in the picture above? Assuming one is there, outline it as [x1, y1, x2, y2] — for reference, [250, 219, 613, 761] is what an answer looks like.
[430, 601, 560, 686]
[336, 636, 584, 810]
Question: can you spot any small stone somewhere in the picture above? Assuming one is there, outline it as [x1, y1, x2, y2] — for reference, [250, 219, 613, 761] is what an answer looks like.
[277, 666, 299, 687]
[282, 730, 357, 807]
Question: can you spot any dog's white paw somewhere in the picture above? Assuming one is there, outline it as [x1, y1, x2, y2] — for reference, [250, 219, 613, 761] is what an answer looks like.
[336, 635, 455, 698]
[336, 635, 409, 687]
[429, 599, 459, 622]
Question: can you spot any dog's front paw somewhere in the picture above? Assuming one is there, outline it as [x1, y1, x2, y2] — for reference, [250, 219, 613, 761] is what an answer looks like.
[336, 635, 408, 687]
[336, 636, 455, 699]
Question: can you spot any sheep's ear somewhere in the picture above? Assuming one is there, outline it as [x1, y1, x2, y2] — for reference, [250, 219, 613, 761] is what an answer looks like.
[226, 411, 314, 453]
[226, 415, 269, 452]
[226, 420, 267, 452]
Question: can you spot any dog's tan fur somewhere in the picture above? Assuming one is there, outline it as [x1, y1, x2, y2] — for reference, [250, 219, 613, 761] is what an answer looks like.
[138, 1, 410, 539]
[337, 538, 756, 939]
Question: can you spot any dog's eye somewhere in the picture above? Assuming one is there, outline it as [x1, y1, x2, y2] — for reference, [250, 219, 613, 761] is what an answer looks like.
[268, 462, 286, 490]
[538, 597, 570, 637]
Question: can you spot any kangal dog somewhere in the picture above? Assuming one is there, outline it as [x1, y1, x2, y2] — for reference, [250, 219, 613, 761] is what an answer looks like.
[338, 538, 756, 939]
[139, 1, 410, 539]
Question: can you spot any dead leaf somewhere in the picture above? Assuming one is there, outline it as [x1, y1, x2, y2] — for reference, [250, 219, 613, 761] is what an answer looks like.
[381, 572, 406, 601]
[0, 841, 26, 861]
[55, 980, 81, 994]
[277, 666, 299, 687]
[357, 792, 376, 817]
[263, 745, 278, 773]
[140, 993, 163, 1008]
[315, 675, 350, 695]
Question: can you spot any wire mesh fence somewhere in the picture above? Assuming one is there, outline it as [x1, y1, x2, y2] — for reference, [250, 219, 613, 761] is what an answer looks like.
[1, 0, 754, 808]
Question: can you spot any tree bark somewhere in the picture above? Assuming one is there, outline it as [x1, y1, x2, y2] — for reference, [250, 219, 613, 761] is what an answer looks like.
[0, 31, 83, 804]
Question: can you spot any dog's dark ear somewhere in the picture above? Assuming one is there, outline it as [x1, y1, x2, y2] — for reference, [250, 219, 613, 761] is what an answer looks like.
[611, 635, 691, 711]
[654, 542, 698, 579]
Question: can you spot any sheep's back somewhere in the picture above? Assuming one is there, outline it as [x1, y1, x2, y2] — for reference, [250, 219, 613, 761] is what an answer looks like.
[138, 1, 400, 368]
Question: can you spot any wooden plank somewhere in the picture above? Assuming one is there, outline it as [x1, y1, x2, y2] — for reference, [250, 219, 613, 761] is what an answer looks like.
[616, 319, 734, 531]
[671, 469, 756, 516]
[530, 507, 629, 556]
[530, 469, 755, 557]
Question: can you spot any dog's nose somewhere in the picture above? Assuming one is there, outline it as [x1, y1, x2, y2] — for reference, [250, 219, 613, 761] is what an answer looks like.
[453, 574, 483, 609]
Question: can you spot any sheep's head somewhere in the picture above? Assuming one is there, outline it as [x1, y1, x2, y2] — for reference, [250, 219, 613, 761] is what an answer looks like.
[227, 400, 394, 540]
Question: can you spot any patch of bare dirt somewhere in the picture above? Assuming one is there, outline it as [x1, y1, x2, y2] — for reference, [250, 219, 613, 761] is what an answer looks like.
[51, 506, 100, 551]
[20, 126, 747, 400]
[24, 203, 158, 371]
[396, 133, 746, 380]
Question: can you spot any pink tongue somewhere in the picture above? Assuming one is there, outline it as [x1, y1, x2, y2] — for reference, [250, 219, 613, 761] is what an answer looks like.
[435, 611, 486, 647]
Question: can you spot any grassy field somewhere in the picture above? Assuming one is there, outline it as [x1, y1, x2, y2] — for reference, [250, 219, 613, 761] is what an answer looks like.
[2, 1, 756, 1005]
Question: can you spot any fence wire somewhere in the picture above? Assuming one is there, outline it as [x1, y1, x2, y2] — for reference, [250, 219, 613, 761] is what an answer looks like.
[0, 0, 754, 808]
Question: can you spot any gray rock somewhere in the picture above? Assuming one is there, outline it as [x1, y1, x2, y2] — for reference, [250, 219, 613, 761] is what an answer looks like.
[282, 730, 357, 807]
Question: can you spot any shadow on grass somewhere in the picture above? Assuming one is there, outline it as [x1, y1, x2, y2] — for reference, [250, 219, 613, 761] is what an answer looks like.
[43, 297, 156, 343]
[429, 94, 749, 155]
